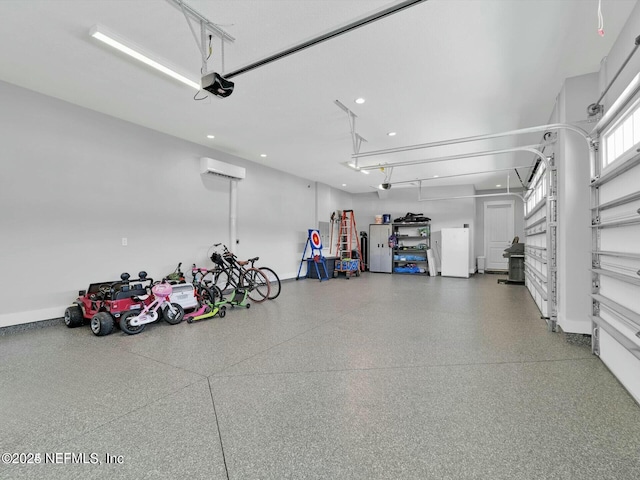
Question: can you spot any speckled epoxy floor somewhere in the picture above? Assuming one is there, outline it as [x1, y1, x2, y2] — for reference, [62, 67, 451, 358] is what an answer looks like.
[1, 273, 639, 480]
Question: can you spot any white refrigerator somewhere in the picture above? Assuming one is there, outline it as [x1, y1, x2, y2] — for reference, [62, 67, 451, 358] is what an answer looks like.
[441, 228, 470, 278]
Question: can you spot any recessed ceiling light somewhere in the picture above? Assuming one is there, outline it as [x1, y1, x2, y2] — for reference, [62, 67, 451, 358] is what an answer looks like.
[342, 183, 347, 187]
[206, 135, 215, 139]
[260, 154, 267, 158]
[354, 98, 365, 104]
[387, 132, 397, 136]
[496, 184, 502, 187]
[433, 175, 439, 178]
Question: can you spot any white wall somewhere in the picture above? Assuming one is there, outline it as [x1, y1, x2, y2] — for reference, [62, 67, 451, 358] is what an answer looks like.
[352, 185, 477, 273]
[0, 80, 344, 326]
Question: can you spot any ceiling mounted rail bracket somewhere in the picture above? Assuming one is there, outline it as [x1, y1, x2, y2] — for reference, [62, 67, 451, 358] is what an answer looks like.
[587, 33, 640, 117]
[167, 0, 235, 75]
[335, 100, 367, 163]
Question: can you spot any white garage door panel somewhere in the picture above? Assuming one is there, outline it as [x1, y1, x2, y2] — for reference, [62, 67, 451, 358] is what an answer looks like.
[599, 328, 640, 405]
[600, 224, 640, 251]
[599, 162, 640, 204]
[524, 158, 553, 326]
[599, 277, 640, 314]
[592, 85, 640, 406]
[598, 199, 640, 225]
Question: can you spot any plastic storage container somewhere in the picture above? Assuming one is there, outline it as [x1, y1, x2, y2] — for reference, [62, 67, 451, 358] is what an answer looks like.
[477, 256, 485, 274]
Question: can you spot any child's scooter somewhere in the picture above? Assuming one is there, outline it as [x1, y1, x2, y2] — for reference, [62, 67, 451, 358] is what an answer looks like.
[209, 248, 251, 309]
[185, 300, 226, 323]
[222, 287, 250, 309]
[119, 282, 184, 335]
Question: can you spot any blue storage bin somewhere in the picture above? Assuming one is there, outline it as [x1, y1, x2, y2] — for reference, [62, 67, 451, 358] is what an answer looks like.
[394, 254, 426, 261]
[394, 266, 421, 273]
[336, 259, 359, 271]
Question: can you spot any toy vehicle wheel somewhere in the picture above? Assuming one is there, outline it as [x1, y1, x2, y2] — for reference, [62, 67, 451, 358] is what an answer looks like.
[119, 311, 146, 335]
[219, 306, 226, 318]
[187, 317, 193, 324]
[64, 305, 84, 328]
[203, 285, 222, 304]
[163, 303, 184, 325]
[91, 312, 114, 336]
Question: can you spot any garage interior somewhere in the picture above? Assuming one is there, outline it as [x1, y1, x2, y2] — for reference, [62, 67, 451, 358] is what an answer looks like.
[1, 1, 640, 479]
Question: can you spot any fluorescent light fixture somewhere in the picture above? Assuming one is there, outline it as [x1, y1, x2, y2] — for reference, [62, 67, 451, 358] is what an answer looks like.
[387, 132, 397, 136]
[360, 169, 370, 175]
[355, 97, 366, 104]
[260, 154, 267, 158]
[496, 184, 502, 187]
[342, 183, 347, 187]
[90, 24, 200, 90]
[207, 135, 215, 139]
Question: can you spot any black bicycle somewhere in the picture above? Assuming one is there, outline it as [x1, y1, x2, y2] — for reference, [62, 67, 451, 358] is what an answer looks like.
[209, 244, 271, 303]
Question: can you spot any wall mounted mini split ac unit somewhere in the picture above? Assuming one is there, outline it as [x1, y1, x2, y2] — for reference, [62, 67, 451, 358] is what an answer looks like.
[200, 157, 246, 180]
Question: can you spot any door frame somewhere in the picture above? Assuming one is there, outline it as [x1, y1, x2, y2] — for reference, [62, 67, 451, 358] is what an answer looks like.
[484, 200, 515, 270]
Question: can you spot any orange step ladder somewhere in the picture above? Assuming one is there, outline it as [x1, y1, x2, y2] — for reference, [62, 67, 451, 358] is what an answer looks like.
[334, 210, 363, 278]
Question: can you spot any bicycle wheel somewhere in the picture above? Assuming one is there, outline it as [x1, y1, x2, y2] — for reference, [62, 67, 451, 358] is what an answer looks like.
[259, 267, 281, 300]
[242, 267, 270, 303]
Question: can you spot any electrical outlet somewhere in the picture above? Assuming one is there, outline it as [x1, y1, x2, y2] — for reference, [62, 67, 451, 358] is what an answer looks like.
[122, 237, 128, 246]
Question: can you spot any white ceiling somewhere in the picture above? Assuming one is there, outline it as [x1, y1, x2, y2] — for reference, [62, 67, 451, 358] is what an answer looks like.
[0, 0, 636, 193]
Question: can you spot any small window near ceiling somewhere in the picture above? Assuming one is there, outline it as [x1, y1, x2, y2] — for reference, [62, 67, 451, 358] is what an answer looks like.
[606, 135, 616, 166]
[614, 126, 624, 159]
[622, 116, 633, 152]
[602, 100, 640, 168]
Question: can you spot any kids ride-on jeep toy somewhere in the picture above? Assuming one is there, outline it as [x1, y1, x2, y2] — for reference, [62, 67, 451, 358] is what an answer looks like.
[64, 271, 154, 336]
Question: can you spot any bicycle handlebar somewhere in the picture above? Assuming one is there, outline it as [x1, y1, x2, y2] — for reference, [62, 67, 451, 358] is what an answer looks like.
[214, 243, 261, 266]
[191, 266, 210, 273]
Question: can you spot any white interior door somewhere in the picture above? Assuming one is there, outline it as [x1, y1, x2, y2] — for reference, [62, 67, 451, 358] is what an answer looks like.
[484, 200, 515, 270]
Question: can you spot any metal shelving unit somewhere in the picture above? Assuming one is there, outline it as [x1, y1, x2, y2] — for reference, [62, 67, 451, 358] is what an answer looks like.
[392, 222, 431, 275]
